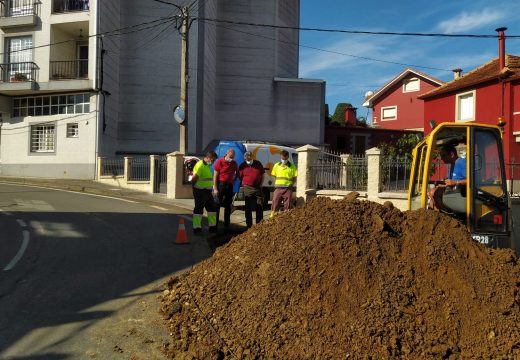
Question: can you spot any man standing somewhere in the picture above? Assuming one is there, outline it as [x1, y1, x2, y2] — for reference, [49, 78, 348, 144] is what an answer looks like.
[213, 148, 238, 231]
[191, 151, 218, 233]
[270, 150, 297, 218]
[239, 151, 265, 228]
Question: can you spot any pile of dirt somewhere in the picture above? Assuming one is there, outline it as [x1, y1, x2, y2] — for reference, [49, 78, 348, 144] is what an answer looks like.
[160, 197, 520, 359]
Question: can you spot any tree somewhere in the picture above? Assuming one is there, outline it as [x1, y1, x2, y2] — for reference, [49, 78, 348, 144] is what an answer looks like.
[330, 103, 352, 125]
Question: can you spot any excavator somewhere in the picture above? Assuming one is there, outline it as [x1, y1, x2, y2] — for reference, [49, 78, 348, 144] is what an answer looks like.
[408, 122, 513, 249]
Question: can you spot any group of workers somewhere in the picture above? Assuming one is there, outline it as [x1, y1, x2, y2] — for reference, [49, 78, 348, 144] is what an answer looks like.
[190, 149, 298, 233]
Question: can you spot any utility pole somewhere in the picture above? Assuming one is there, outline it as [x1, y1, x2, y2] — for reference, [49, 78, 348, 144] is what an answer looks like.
[179, 6, 189, 154]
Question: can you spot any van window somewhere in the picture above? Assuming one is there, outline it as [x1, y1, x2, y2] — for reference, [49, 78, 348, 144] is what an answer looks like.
[291, 153, 298, 167]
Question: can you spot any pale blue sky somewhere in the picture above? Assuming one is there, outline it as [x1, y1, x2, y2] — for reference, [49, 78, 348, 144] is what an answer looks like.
[299, 0, 520, 121]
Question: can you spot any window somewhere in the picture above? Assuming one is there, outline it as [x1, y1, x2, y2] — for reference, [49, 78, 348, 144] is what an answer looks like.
[456, 90, 475, 122]
[337, 136, 346, 150]
[13, 93, 90, 117]
[6, 36, 33, 80]
[403, 78, 420, 92]
[30, 123, 55, 153]
[67, 123, 79, 138]
[381, 106, 397, 121]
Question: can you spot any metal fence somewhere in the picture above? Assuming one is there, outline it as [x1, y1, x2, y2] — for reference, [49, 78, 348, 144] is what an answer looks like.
[52, 0, 89, 13]
[0, 62, 39, 83]
[128, 156, 151, 181]
[101, 157, 124, 177]
[381, 156, 412, 192]
[50, 60, 88, 80]
[309, 152, 367, 191]
[0, 0, 40, 17]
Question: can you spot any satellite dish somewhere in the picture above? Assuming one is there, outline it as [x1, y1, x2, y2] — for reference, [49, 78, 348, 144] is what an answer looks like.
[173, 105, 185, 125]
[364, 91, 374, 100]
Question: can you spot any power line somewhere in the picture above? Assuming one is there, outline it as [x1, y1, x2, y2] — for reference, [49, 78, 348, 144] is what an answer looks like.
[196, 17, 520, 39]
[202, 20, 453, 72]
[0, 16, 177, 57]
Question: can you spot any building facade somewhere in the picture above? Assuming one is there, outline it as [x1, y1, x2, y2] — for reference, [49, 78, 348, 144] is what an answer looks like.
[363, 68, 444, 131]
[0, 0, 325, 179]
[418, 29, 520, 173]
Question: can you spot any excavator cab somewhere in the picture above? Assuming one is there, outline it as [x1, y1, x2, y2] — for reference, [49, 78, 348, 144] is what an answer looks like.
[408, 122, 512, 249]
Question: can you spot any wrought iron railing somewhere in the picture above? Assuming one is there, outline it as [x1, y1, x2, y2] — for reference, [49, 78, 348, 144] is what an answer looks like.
[381, 156, 412, 192]
[50, 59, 88, 80]
[52, 0, 89, 13]
[101, 157, 124, 177]
[128, 156, 151, 181]
[0, 0, 40, 18]
[309, 153, 367, 191]
[0, 61, 39, 82]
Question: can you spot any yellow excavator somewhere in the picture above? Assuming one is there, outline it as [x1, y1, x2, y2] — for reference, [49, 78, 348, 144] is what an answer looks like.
[408, 122, 513, 249]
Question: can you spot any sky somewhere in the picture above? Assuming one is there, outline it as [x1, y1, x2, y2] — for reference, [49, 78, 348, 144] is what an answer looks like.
[299, 0, 520, 122]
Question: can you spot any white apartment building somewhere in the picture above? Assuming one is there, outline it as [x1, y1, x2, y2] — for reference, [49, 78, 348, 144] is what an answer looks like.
[0, 0, 324, 179]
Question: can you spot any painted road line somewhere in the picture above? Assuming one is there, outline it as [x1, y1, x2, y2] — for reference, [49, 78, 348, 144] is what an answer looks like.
[2, 211, 13, 216]
[3, 230, 30, 271]
[16, 219, 27, 228]
[150, 205, 169, 211]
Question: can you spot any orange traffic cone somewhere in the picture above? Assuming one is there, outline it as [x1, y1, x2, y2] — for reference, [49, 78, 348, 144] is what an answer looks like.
[175, 218, 189, 245]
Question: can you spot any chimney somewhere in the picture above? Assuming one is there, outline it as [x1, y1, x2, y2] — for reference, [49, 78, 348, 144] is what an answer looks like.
[452, 68, 462, 79]
[495, 27, 507, 71]
[345, 105, 358, 126]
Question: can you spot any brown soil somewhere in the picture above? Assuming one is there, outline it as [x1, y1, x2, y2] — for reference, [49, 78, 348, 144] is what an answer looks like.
[160, 197, 520, 359]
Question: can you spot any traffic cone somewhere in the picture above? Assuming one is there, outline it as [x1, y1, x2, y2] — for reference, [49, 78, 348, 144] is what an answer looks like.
[175, 218, 189, 245]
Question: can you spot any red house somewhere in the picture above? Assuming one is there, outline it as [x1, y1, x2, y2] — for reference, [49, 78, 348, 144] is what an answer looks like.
[363, 68, 444, 131]
[418, 28, 520, 171]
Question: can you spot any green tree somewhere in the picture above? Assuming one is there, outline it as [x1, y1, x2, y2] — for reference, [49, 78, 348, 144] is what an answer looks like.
[331, 103, 352, 125]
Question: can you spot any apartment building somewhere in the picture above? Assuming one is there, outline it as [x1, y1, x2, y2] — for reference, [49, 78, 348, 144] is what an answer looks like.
[0, 0, 324, 179]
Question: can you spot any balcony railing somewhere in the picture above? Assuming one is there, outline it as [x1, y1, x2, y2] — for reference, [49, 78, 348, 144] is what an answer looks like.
[0, 0, 40, 18]
[50, 59, 88, 80]
[0, 62, 39, 82]
[52, 0, 89, 13]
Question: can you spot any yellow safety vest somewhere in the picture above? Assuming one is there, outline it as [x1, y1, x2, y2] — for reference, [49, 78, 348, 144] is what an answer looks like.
[193, 160, 213, 189]
[272, 161, 297, 187]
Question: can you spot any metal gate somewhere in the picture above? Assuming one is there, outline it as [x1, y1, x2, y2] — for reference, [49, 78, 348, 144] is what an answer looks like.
[154, 156, 167, 193]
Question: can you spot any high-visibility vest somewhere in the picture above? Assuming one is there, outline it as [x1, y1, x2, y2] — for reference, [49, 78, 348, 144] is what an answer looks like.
[272, 161, 297, 187]
[193, 160, 213, 189]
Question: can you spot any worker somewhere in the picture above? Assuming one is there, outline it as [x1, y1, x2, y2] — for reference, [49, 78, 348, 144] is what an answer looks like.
[191, 151, 218, 233]
[270, 150, 298, 218]
[428, 144, 466, 211]
[239, 151, 265, 228]
[213, 148, 238, 232]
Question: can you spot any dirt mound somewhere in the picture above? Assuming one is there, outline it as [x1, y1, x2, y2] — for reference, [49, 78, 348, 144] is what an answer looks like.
[160, 197, 520, 359]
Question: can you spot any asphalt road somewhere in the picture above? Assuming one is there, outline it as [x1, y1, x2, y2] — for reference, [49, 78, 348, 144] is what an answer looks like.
[0, 183, 212, 359]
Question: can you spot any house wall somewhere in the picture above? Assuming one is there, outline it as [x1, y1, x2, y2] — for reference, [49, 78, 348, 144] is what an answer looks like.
[212, 0, 323, 147]
[423, 80, 520, 177]
[97, 0, 120, 156]
[373, 76, 439, 131]
[0, 1, 99, 179]
[0, 98, 98, 178]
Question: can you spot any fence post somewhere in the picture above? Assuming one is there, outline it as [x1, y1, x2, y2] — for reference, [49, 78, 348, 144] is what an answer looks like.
[166, 152, 193, 199]
[149, 155, 158, 194]
[296, 144, 320, 203]
[96, 156, 104, 179]
[340, 154, 350, 188]
[124, 157, 131, 184]
[366, 147, 381, 199]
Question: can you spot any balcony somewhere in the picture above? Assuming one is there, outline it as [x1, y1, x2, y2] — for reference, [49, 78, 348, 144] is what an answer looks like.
[0, 62, 39, 95]
[52, 0, 89, 14]
[0, 0, 40, 28]
[50, 59, 88, 80]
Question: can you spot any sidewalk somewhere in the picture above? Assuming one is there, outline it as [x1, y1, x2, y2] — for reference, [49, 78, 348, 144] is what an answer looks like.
[0, 176, 268, 230]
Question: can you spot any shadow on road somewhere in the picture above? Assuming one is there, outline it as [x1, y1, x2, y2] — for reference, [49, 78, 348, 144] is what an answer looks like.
[0, 211, 212, 359]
